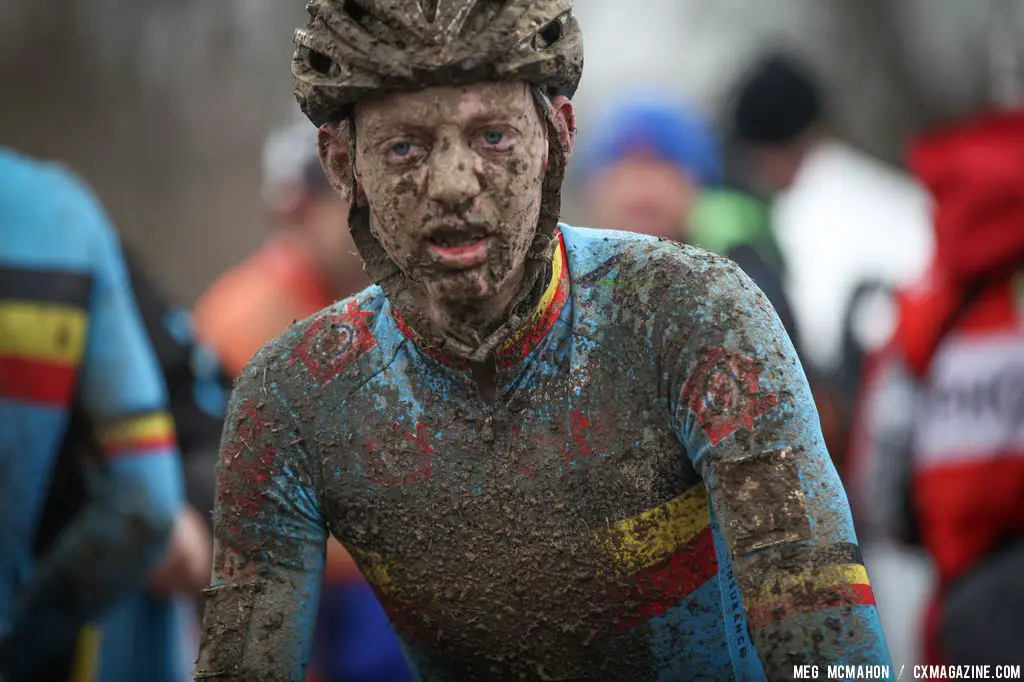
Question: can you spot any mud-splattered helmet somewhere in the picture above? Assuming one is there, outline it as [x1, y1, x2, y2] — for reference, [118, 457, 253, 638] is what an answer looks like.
[292, 0, 584, 127]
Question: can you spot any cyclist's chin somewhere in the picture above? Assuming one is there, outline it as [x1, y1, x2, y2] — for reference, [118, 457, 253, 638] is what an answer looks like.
[424, 265, 497, 305]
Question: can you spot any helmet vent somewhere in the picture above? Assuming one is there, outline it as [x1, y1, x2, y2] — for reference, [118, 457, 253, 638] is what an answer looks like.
[533, 14, 564, 50]
[419, 0, 439, 23]
[341, 0, 370, 27]
[301, 45, 338, 77]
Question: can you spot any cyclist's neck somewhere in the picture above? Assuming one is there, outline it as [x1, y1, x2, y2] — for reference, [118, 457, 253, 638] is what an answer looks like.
[410, 264, 526, 354]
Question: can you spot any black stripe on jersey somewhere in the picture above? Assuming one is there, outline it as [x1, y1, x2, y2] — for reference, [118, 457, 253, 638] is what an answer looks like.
[743, 541, 866, 584]
[0, 265, 92, 307]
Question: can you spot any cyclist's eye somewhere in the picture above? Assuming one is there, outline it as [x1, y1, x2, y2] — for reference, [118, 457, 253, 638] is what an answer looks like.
[482, 130, 505, 146]
[385, 140, 425, 164]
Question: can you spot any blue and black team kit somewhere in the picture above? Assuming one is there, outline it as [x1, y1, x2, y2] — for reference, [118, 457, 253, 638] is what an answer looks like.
[0, 148, 220, 682]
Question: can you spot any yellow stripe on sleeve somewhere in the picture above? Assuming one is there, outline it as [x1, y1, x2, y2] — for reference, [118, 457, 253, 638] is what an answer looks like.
[0, 301, 87, 364]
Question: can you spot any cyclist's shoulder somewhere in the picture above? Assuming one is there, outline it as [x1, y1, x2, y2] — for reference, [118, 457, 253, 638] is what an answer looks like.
[0, 150, 103, 221]
[559, 224, 764, 338]
[561, 223, 739, 297]
[243, 285, 394, 404]
[0, 149, 115, 270]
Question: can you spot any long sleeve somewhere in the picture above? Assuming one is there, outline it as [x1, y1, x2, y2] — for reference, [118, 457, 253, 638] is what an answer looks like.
[125, 249, 230, 520]
[0, 179, 183, 678]
[663, 256, 892, 679]
[195, 350, 327, 681]
[725, 244, 801, 353]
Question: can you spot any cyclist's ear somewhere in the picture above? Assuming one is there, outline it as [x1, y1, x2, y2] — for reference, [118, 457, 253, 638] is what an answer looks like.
[544, 95, 575, 172]
[317, 120, 355, 205]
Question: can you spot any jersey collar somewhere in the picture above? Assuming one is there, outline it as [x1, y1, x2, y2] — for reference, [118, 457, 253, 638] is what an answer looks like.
[392, 229, 569, 371]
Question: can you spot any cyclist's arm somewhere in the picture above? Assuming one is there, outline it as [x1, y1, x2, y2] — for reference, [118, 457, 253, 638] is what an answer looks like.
[725, 244, 801, 349]
[195, 350, 327, 681]
[125, 249, 230, 520]
[0, 180, 183, 676]
[665, 258, 892, 677]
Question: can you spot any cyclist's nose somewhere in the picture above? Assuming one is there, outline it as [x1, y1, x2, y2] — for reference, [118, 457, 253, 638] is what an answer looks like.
[426, 135, 481, 208]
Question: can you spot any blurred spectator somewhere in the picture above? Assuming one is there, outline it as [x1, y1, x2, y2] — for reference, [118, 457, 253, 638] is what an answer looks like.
[834, 278, 900, 421]
[695, 50, 848, 468]
[194, 118, 367, 377]
[0, 149, 186, 682]
[574, 93, 722, 240]
[31, 248, 227, 682]
[850, 107, 1024, 668]
[193, 120, 410, 682]
[724, 51, 826, 196]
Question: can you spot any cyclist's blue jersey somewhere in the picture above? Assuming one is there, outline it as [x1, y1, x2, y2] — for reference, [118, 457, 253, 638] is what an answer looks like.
[0, 148, 185, 681]
[198, 225, 893, 681]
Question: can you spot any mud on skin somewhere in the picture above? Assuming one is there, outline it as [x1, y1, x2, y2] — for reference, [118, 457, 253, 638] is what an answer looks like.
[323, 81, 568, 361]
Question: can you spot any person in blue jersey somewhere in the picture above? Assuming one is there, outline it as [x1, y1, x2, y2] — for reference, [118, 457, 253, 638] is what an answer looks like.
[29, 245, 229, 682]
[196, 1, 894, 680]
[0, 149, 186, 682]
[196, 120, 410, 682]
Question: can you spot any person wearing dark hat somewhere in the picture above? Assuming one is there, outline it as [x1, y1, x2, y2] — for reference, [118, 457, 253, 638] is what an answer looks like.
[690, 52, 850, 470]
[728, 51, 826, 196]
[691, 51, 827, 350]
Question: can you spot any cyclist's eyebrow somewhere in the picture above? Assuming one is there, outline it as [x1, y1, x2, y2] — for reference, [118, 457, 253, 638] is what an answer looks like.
[457, 109, 522, 130]
[357, 115, 432, 142]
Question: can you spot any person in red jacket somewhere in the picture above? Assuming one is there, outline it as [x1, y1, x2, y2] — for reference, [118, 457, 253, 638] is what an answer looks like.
[848, 106, 1024, 668]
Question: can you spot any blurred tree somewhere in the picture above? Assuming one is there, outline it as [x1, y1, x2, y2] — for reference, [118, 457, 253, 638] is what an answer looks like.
[0, 0, 304, 302]
[0, 0, 1017, 300]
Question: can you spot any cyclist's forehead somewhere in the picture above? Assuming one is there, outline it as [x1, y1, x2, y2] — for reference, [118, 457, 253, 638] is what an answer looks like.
[355, 82, 535, 139]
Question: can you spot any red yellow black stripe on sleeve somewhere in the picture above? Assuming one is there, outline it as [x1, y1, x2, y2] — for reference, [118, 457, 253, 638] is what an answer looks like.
[0, 299, 88, 405]
[743, 542, 875, 628]
[94, 411, 177, 458]
[601, 483, 719, 631]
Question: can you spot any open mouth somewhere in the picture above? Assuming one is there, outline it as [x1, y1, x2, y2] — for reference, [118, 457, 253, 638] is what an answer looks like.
[428, 231, 486, 247]
[425, 227, 492, 269]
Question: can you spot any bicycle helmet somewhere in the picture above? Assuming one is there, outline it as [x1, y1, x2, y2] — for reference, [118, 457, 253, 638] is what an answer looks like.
[292, 0, 583, 126]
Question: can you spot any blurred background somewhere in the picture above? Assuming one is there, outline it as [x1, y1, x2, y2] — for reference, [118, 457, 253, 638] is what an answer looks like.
[3, 0, 1023, 678]
[3, 0, 1011, 362]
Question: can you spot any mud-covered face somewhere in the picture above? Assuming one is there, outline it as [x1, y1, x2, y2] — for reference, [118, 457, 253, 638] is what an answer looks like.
[353, 82, 548, 304]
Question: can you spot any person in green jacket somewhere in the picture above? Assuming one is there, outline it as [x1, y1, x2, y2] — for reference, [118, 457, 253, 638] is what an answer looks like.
[691, 50, 830, 349]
